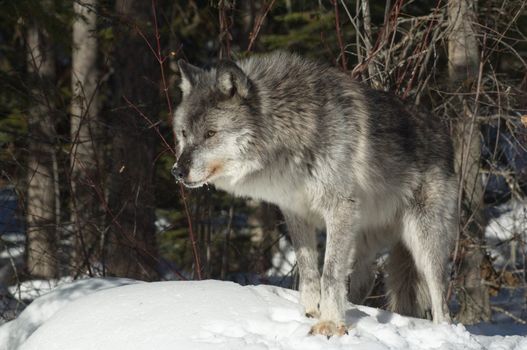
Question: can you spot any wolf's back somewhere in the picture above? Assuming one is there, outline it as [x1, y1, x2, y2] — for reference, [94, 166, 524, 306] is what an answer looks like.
[235, 52, 454, 192]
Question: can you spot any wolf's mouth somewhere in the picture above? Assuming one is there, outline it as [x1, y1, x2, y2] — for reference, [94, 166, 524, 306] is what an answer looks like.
[181, 179, 208, 188]
[181, 172, 215, 188]
[181, 163, 223, 188]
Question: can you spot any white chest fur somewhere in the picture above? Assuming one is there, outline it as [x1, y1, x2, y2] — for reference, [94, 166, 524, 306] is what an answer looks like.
[212, 169, 314, 219]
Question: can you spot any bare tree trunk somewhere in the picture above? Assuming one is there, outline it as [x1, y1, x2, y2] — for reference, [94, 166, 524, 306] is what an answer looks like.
[361, 0, 377, 86]
[105, 0, 158, 280]
[71, 0, 103, 275]
[448, 0, 479, 81]
[448, 0, 491, 324]
[25, 10, 58, 279]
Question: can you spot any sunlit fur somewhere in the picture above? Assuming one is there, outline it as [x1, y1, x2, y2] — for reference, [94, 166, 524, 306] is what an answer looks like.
[173, 52, 457, 335]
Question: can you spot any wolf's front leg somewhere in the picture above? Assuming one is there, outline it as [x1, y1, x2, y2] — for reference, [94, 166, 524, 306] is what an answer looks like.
[310, 203, 355, 337]
[283, 211, 320, 318]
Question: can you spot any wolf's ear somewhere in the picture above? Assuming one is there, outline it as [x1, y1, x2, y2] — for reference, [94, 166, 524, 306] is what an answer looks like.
[177, 60, 202, 96]
[216, 60, 251, 99]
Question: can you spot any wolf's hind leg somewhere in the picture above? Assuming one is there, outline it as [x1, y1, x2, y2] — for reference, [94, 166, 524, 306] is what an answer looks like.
[386, 241, 430, 318]
[401, 205, 453, 323]
[283, 211, 321, 318]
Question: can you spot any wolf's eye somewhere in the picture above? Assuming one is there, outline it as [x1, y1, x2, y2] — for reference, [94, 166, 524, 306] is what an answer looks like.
[181, 130, 187, 138]
[205, 130, 216, 139]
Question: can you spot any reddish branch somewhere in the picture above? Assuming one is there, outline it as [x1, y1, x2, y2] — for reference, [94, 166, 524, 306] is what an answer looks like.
[332, 0, 347, 70]
[219, 0, 233, 59]
[351, 0, 404, 80]
[247, 0, 277, 53]
[400, 1, 441, 98]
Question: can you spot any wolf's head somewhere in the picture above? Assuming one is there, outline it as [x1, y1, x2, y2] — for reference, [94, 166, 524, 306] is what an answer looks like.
[172, 59, 262, 188]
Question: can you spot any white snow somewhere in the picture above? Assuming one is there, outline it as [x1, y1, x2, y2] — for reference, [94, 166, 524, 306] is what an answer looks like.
[486, 200, 527, 242]
[485, 199, 527, 266]
[0, 278, 139, 349]
[8, 277, 75, 301]
[1, 279, 526, 350]
[266, 236, 296, 278]
[0, 245, 24, 259]
[0, 232, 25, 244]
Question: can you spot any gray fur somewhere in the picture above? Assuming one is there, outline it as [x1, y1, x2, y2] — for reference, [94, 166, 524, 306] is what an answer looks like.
[172, 52, 457, 335]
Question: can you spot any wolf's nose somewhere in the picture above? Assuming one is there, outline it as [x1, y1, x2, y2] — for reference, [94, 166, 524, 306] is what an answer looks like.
[171, 164, 187, 180]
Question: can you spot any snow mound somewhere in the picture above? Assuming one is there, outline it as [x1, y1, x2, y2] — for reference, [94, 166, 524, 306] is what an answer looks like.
[0, 278, 140, 349]
[8, 277, 75, 301]
[1, 279, 526, 350]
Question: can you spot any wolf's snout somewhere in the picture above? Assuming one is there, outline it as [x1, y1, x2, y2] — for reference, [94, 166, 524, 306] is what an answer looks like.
[171, 163, 187, 181]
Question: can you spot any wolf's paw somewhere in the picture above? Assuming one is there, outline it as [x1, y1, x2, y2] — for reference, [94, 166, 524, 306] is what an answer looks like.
[308, 321, 348, 338]
[305, 309, 320, 319]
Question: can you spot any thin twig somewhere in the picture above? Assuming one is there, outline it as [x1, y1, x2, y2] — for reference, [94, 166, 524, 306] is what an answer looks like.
[247, 0, 277, 52]
[491, 306, 527, 325]
[332, 0, 347, 70]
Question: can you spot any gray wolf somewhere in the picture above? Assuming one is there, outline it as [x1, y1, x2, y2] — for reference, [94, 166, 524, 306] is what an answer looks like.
[172, 52, 457, 337]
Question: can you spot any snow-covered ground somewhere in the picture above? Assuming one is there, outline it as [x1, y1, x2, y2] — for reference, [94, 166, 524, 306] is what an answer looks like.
[1, 278, 526, 350]
[1, 199, 526, 349]
[7, 277, 75, 302]
[485, 199, 527, 267]
[0, 278, 140, 349]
